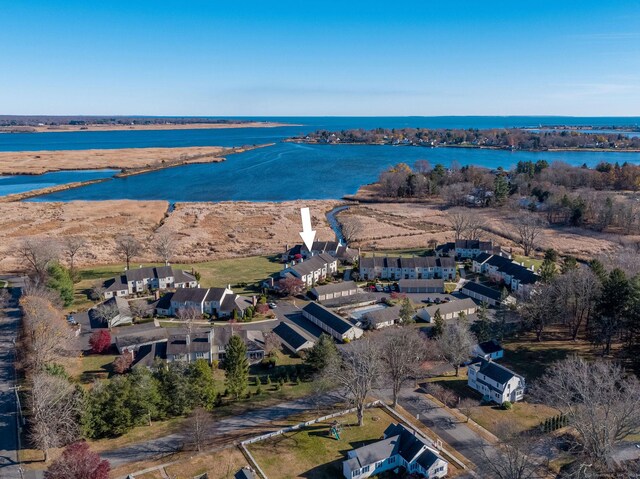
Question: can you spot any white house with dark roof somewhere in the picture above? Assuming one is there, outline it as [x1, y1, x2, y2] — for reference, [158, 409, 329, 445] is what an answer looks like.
[161, 286, 252, 318]
[359, 256, 456, 281]
[89, 296, 133, 327]
[467, 358, 525, 404]
[472, 253, 539, 296]
[103, 265, 198, 299]
[342, 423, 447, 479]
[165, 329, 215, 364]
[281, 253, 338, 288]
[472, 339, 504, 360]
[362, 305, 401, 330]
[283, 240, 359, 264]
[461, 280, 515, 306]
[302, 302, 363, 342]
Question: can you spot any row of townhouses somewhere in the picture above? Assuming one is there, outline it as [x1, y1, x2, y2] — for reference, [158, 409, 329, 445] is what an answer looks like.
[282, 240, 359, 264]
[472, 253, 539, 295]
[103, 265, 199, 299]
[280, 253, 339, 287]
[435, 239, 509, 259]
[359, 256, 456, 281]
[156, 286, 253, 318]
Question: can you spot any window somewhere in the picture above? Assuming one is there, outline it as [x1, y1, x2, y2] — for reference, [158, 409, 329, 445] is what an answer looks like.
[375, 461, 383, 469]
[387, 456, 396, 464]
[195, 352, 205, 359]
[362, 465, 370, 473]
[352, 470, 358, 478]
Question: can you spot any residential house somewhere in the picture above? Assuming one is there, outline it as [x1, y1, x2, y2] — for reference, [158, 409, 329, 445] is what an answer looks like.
[467, 358, 525, 404]
[283, 240, 359, 263]
[158, 286, 253, 318]
[461, 281, 515, 306]
[89, 296, 133, 328]
[281, 253, 339, 288]
[435, 239, 509, 259]
[302, 302, 363, 342]
[342, 423, 448, 479]
[359, 256, 456, 281]
[273, 322, 316, 354]
[310, 281, 360, 302]
[472, 340, 504, 360]
[113, 321, 169, 354]
[472, 253, 539, 295]
[103, 265, 198, 299]
[212, 327, 266, 364]
[165, 329, 215, 364]
[417, 298, 477, 322]
[362, 305, 401, 330]
[397, 279, 445, 294]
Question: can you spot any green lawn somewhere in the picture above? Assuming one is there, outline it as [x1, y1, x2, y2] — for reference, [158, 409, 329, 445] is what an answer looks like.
[248, 408, 395, 479]
[512, 255, 543, 270]
[72, 255, 283, 310]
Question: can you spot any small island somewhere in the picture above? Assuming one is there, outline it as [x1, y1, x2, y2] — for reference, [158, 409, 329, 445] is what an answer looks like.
[288, 127, 640, 151]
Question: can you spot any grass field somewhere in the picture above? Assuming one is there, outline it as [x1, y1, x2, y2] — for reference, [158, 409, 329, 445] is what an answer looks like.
[72, 255, 283, 310]
[248, 408, 395, 479]
[164, 447, 250, 479]
[512, 254, 543, 270]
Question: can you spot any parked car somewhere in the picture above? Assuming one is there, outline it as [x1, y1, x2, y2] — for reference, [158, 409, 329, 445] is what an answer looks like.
[375, 284, 384, 292]
[383, 285, 391, 292]
[434, 297, 441, 304]
[268, 302, 277, 308]
[442, 297, 451, 303]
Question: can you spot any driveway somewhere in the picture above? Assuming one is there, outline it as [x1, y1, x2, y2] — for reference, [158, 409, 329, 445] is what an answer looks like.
[0, 288, 24, 479]
[377, 386, 500, 478]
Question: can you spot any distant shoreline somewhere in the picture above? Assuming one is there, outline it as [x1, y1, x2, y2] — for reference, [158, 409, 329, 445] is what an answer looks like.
[0, 121, 297, 134]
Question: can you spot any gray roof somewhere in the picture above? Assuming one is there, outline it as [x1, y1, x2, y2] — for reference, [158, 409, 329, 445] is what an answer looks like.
[173, 269, 197, 283]
[125, 266, 159, 282]
[455, 239, 494, 250]
[166, 330, 212, 355]
[474, 358, 520, 386]
[477, 340, 503, 355]
[89, 296, 132, 323]
[273, 322, 315, 350]
[132, 341, 167, 368]
[170, 287, 210, 304]
[207, 287, 228, 302]
[462, 281, 503, 301]
[235, 467, 257, 479]
[345, 435, 397, 470]
[423, 297, 477, 316]
[302, 302, 354, 335]
[311, 281, 358, 296]
[114, 322, 169, 350]
[289, 253, 336, 277]
[364, 305, 401, 325]
[360, 256, 455, 270]
[104, 275, 128, 292]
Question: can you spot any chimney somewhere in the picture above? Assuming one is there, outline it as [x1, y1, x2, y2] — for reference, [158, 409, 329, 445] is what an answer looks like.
[252, 295, 257, 306]
[185, 334, 191, 346]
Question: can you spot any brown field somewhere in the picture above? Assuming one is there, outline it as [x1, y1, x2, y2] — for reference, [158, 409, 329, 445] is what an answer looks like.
[0, 200, 342, 272]
[0, 146, 230, 175]
[1, 121, 293, 134]
[336, 202, 636, 260]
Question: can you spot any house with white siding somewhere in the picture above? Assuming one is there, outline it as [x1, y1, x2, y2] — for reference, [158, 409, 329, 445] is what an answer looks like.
[343, 423, 447, 479]
[302, 302, 363, 342]
[467, 359, 525, 404]
[362, 305, 401, 330]
[472, 253, 538, 296]
[273, 322, 316, 354]
[103, 265, 198, 299]
[165, 329, 215, 364]
[472, 340, 504, 360]
[157, 286, 253, 318]
[461, 281, 515, 306]
[310, 281, 360, 302]
[359, 256, 456, 281]
[281, 253, 339, 288]
[397, 279, 445, 294]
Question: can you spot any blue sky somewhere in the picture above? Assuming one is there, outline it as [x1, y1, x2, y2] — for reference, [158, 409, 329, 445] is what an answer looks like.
[1, 1, 640, 116]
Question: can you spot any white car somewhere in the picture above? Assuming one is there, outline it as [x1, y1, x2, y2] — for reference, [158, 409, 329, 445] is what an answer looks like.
[268, 302, 277, 308]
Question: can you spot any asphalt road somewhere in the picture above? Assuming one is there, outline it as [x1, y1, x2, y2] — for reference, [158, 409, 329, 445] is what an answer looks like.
[0, 288, 24, 479]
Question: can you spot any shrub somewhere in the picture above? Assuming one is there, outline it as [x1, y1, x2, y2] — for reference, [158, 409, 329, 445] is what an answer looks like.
[343, 337, 351, 344]
[89, 330, 111, 354]
[256, 386, 262, 395]
[112, 353, 133, 374]
[501, 401, 513, 410]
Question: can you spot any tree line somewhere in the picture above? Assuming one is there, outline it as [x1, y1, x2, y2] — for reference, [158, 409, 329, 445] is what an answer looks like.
[296, 127, 640, 150]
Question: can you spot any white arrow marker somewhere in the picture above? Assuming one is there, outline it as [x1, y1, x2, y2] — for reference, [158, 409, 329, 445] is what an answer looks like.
[299, 207, 316, 252]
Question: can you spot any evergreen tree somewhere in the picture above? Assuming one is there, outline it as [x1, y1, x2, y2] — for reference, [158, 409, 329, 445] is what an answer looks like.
[188, 359, 217, 409]
[591, 268, 633, 355]
[432, 309, 444, 337]
[588, 258, 607, 283]
[474, 303, 492, 342]
[304, 333, 339, 372]
[46, 262, 75, 307]
[544, 248, 558, 262]
[399, 297, 415, 324]
[224, 335, 249, 400]
[493, 174, 510, 204]
[561, 256, 578, 273]
[539, 258, 557, 283]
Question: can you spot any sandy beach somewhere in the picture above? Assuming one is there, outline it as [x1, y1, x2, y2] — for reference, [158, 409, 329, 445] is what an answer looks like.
[0, 121, 295, 133]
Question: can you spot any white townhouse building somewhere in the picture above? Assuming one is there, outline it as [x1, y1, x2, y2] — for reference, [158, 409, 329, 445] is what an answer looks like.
[103, 265, 198, 299]
[281, 253, 338, 288]
[302, 302, 363, 342]
[156, 286, 252, 318]
[359, 256, 456, 281]
[467, 358, 525, 404]
[472, 253, 539, 296]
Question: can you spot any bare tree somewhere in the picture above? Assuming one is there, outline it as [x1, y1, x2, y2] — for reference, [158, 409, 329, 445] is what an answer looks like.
[435, 322, 476, 376]
[324, 338, 383, 426]
[62, 236, 86, 275]
[153, 232, 176, 265]
[18, 238, 59, 282]
[20, 294, 73, 371]
[425, 382, 457, 408]
[263, 331, 282, 356]
[114, 235, 142, 270]
[514, 214, 543, 257]
[519, 287, 557, 342]
[458, 397, 479, 423]
[186, 407, 213, 452]
[91, 301, 121, 328]
[479, 424, 547, 479]
[551, 268, 600, 340]
[382, 329, 429, 408]
[531, 357, 640, 472]
[129, 299, 150, 320]
[339, 216, 363, 245]
[466, 216, 487, 240]
[448, 208, 471, 240]
[27, 372, 82, 462]
[90, 281, 106, 301]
